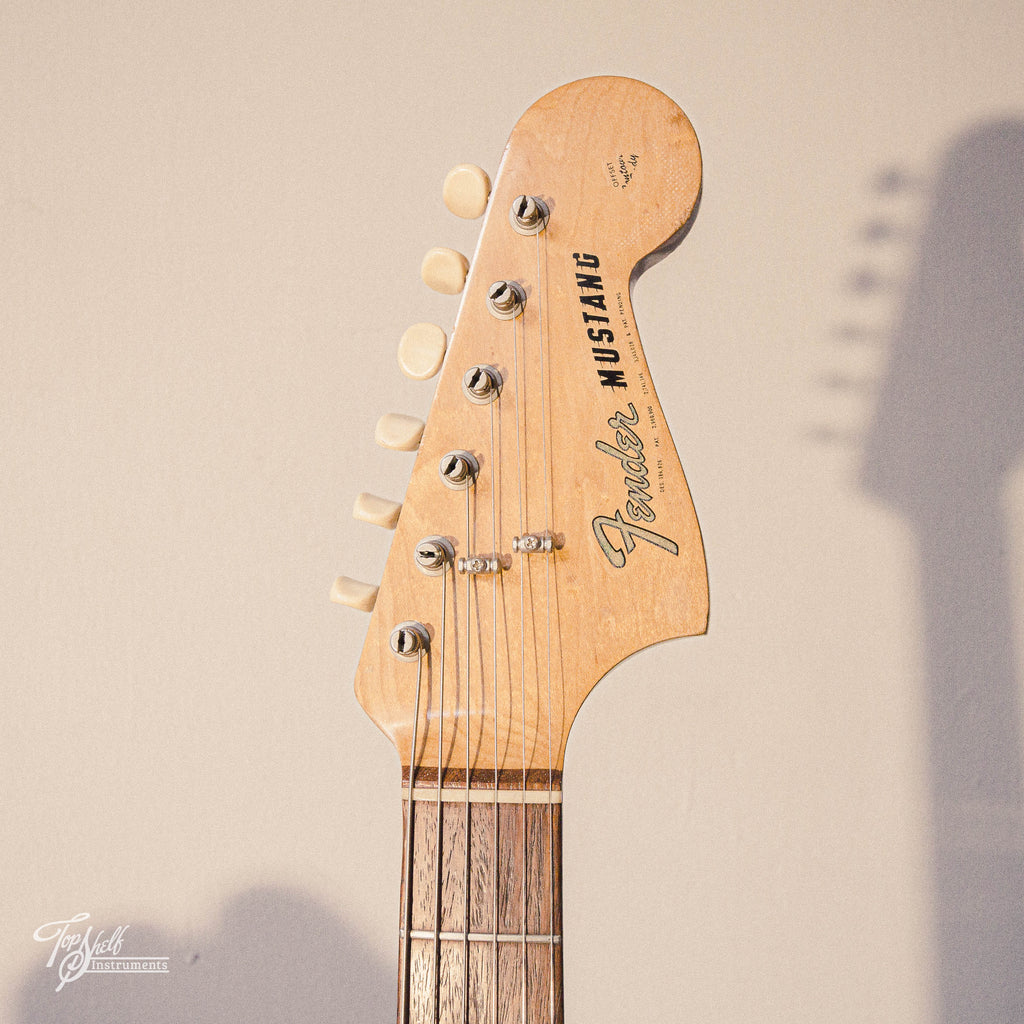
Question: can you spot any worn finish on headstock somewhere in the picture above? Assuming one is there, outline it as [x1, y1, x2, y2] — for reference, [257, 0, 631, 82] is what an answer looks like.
[354, 77, 707, 774]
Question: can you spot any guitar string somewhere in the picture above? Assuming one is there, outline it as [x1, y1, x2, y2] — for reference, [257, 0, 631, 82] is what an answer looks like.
[513, 225, 556, 1024]
[494, 307, 526, 1024]
[453, 383, 495, 1024]
[489, 390, 499, 1024]
[519, 303, 529, 1024]
[464, 484, 475, 1024]
[462, 483, 473, 1024]
[536, 226, 557, 1024]
[510, 290, 529, 1024]
[433, 566, 448, 1022]
[399, 646, 426, 1024]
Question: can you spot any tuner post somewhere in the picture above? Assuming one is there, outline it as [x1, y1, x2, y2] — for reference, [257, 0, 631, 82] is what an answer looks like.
[413, 537, 454, 576]
[485, 280, 526, 320]
[439, 450, 479, 490]
[462, 364, 502, 405]
[509, 194, 549, 235]
[389, 621, 430, 660]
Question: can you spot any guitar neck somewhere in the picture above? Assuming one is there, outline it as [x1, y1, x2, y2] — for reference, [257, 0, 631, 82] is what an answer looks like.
[398, 769, 564, 1024]
[333, 76, 708, 1024]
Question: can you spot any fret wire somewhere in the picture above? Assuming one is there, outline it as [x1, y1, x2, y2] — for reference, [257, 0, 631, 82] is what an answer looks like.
[404, 786, 561, 804]
[406, 930, 562, 944]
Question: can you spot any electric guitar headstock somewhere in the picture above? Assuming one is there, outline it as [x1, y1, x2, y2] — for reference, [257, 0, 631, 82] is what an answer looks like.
[334, 74, 708, 779]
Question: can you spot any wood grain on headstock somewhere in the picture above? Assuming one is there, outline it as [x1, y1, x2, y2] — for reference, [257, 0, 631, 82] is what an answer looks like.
[354, 77, 707, 775]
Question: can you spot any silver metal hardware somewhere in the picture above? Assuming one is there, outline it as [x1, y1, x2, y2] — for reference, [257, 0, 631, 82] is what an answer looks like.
[438, 450, 479, 490]
[512, 531, 559, 554]
[413, 536, 454, 576]
[404, 929, 562, 944]
[509, 194, 549, 236]
[462, 364, 502, 404]
[389, 621, 430, 660]
[485, 280, 526, 320]
[456, 555, 502, 575]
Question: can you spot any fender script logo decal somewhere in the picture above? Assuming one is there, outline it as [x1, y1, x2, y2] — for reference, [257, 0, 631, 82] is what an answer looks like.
[592, 403, 678, 568]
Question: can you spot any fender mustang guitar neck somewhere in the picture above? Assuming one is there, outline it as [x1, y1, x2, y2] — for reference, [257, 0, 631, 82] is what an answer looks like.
[332, 76, 708, 1024]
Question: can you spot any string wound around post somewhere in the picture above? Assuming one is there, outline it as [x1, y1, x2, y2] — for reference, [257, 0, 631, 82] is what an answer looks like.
[389, 621, 430, 660]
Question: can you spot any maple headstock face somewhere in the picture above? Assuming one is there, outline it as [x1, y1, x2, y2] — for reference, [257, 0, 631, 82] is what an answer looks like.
[353, 77, 707, 774]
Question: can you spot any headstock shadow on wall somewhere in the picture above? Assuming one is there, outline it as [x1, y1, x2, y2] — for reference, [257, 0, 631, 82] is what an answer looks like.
[819, 120, 1024, 1023]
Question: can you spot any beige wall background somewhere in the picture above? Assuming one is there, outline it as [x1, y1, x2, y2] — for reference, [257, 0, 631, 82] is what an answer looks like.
[4, 2, 1023, 1021]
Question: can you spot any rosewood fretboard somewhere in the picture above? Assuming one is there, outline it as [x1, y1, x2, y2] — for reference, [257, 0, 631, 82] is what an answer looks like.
[398, 769, 563, 1024]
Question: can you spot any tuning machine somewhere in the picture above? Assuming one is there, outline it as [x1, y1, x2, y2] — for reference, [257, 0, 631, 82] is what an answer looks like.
[389, 621, 430, 660]
[443, 164, 491, 219]
[375, 413, 424, 451]
[438, 450, 479, 490]
[398, 323, 447, 380]
[353, 493, 402, 530]
[486, 280, 526, 320]
[330, 576, 379, 612]
[413, 536, 455, 576]
[421, 247, 469, 294]
[509, 194, 549, 235]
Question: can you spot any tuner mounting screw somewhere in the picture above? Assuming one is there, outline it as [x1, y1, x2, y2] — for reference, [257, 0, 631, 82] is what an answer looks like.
[439, 450, 479, 490]
[462, 364, 502, 405]
[389, 621, 430, 660]
[486, 280, 526, 320]
[414, 537, 455, 576]
[509, 195, 549, 236]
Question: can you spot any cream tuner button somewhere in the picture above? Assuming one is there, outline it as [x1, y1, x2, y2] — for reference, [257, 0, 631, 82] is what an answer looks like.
[353, 492, 402, 529]
[329, 576, 378, 612]
[443, 164, 491, 219]
[398, 323, 447, 380]
[421, 247, 469, 294]
[375, 413, 425, 451]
